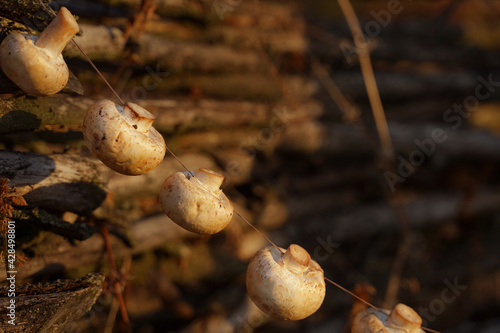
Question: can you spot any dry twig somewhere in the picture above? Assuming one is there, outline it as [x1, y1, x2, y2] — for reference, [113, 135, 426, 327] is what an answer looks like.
[336, 0, 394, 159]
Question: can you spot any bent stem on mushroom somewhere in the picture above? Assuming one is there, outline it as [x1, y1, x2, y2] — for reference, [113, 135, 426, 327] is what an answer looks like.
[352, 303, 426, 333]
[0, 7, 79, 96]
[36, 7, 79, 56]
[37, 0, 125, 105]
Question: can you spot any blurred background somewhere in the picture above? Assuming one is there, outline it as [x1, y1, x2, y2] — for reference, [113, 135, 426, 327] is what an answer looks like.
[1, 0, 500, 332]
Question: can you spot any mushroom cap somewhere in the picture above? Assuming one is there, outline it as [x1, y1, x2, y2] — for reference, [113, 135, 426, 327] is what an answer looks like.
[246, 245, 326, 321]
[352, 303, 424, 333]
[0, 33, 68, 96]
[159, 169, 233, 235]
[82, 99, 166, 175]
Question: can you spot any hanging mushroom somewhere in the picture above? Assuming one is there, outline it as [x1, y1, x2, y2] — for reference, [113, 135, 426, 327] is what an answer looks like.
[82, 99, 166, 175]
[0, 7, 79, 96]
[159, 168, 234, 235]
[352, 303, 424, 333]
[246, 244, 326, 321]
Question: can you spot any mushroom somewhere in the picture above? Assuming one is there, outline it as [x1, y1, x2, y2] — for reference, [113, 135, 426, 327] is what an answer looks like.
[159, 168, 233, 235]
[82, 99, 166, 175]
[352, 303, 424, 333]
[0, 7, 79, 96]
[246, 244, 326, 321]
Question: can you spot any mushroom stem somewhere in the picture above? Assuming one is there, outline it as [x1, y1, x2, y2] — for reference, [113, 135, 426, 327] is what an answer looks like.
[195, 169, 224, 192]
[36, 7, 79, 56]
[122, 103, 156, 134]
[388, 303, 422, 330]
[281, 244, 311, 274]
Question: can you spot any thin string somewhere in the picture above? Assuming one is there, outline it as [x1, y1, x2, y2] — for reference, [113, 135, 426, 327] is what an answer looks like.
[70, 39, 125, 106]
[69, 39, 125, 106]
[164, 145, 194, 177]
[37, 3, 439, 332]
[234, 211, 282, 253]
[325, 277, 380, 311]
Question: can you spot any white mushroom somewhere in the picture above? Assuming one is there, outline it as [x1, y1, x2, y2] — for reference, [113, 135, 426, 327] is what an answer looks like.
[159, 168, 233, 235]
[352, 303, 424, 333]
[82, 99, 166, 175]
[246, 244, 326, 321]
[0, 7, 79, 96]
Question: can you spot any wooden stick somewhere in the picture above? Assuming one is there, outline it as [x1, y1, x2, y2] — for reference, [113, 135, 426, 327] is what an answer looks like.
[100, 225, 132, 332]
[336, 0, 394, 159]
[0, 273, 104, 332]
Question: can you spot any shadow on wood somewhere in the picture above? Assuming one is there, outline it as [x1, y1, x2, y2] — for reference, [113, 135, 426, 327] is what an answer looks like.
[0, 273, 104, 332]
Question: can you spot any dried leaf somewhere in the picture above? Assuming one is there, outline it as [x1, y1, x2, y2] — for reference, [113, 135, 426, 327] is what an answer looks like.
[9, 195, 27, 206]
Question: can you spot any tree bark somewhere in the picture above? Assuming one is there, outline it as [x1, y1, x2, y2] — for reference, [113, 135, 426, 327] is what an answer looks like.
[0, 0, 52, 30]
[64, 23, 304, 72]
[0, 96, 93, 133]
[8, 214, 195, 280]
[0, 273, 104, 333]
[307, 189, 500, 241]
[314, 122, 500, 158]
[0, 95, 320, 133]
[0, 151, 109, 215]
[12, 207, 97, 240]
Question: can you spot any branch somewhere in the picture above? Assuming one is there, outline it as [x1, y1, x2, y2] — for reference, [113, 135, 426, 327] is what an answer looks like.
[336, 0, 393, 158]
[0, 95, 320, 134]
[0, 151, 109, 215]
[321, 189, 500, 241]
[286, 122, 500, 159]
[12, 207, 96, 240]
[8, 214, 194, 280]
[0, 273, 104, 332]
